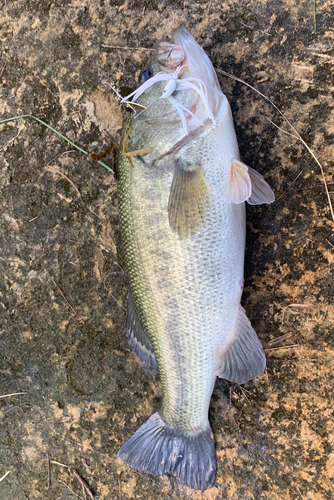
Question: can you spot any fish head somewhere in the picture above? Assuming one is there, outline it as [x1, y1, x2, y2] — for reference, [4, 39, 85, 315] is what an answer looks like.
[129, 27, 224, 141]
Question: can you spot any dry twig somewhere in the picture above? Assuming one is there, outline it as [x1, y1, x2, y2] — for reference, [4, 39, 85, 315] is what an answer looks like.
[118, 472, 122, 500]
[72, 470, 95, 500]
[231, 383, 251, 404]
[268, 332, 293, 346]
[282, 303, 310, 322]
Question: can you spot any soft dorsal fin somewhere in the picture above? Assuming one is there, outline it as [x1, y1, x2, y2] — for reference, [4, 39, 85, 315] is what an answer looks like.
[227, 158, 252, 204]
[214, 306, 266, 384]
[126, 288, 158, 369]
[247, 166, 275, 205]
[168, 158, 211, 239]
[227, 158, 275, 205]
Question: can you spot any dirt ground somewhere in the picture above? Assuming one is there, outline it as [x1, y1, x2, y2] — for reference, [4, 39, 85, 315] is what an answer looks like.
[0, 1, 334, 499]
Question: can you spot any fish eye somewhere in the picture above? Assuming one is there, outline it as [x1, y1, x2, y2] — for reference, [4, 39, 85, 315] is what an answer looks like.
[140, 69, 152, 83]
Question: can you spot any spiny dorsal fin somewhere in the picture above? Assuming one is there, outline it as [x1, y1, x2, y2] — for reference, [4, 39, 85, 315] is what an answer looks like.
[168, 158, 211, 239]
[247, 166, 275, 205]
[227, 158, 252, 204]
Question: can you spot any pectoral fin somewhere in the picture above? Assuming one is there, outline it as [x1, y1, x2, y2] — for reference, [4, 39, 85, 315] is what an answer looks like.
[227, 159, 275, 205]
[227, 158, 252, 204]
[247, 166, 275, 205]
[168, 158, 211, 239]
[214, 306, 266, 384]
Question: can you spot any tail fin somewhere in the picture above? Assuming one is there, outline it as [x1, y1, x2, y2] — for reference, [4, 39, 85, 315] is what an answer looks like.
[118, 411, 216, 490]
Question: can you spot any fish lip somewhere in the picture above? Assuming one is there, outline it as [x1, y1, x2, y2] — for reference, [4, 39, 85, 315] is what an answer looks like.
[155, 27, 190, 72]
[156, 41, 186, 72]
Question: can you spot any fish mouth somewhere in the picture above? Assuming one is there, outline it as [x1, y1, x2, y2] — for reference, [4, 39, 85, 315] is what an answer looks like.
[156, 41, 186, 72]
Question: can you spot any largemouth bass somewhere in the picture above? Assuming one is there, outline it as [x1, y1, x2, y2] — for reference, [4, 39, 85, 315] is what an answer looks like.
[117, 27, 274, 490]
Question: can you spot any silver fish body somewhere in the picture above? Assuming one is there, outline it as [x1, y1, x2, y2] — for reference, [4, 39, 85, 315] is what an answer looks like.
[117, 27, 274, 490]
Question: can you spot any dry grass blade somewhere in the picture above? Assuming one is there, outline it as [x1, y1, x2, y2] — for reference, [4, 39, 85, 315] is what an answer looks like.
[0, 471, 10, 483]
[265, 343, 299, 351]
[29, 210, 44, 223]
[125, 147, 154, 157]
[58, 478, 85, 500]
[297, 484, 306, 499]
[239, 20, 270, 34]
[0, 61, 7, 81]
[297, 181, 334, 191]
[122, 125, 154, 167]
[101, 44, 152, 52]
[268, 332, 293, 346]
[51, 460, 70, 468]
[0, 392, 26, 398]
[216, 68, 334, 221]
[274, 171, 304, 204]
[232, 383, 251, 404]
[47, 150, 76, 165]
[51, 278, 85, 323]
[265, 117, 299, 140]
[282, 303, 310, 322]
[47, 166, 82, 199]
[81, 459, 92, 470]
[46, 453, 51, 489]
[264, 366, 269, 383]
[104, 272, 126, 310]
[267, 357, 299, 363]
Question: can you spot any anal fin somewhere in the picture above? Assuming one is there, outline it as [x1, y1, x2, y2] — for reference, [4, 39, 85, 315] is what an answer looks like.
[126, 289, 158, 369]
[214, 306, 266, 384]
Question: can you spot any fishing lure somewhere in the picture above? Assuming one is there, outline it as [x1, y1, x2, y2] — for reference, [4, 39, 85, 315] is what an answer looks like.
[121, 65, 223, 135]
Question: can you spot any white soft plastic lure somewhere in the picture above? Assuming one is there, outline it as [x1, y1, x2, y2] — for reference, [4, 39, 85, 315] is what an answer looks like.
[121, 63, 222, 134]
[117, 27, 275, 491]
